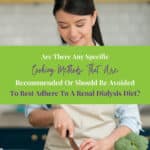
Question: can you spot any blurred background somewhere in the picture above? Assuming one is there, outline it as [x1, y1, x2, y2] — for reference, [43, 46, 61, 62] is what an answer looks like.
[0, 0, 150, 149]
[0, 105, 149, 128]
[0, 0, 150, 45]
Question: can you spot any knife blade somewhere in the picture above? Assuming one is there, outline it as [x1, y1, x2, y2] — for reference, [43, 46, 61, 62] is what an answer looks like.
[66, 130, 79, 150]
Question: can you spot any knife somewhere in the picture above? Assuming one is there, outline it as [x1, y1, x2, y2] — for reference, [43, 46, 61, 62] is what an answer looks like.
[66, 130, 79, 150]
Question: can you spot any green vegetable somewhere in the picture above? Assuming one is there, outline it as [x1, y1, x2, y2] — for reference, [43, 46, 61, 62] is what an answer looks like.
[115, 132, 149, 150]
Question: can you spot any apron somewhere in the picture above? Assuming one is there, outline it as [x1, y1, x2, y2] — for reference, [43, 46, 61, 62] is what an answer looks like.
[44, 104, 116, 150]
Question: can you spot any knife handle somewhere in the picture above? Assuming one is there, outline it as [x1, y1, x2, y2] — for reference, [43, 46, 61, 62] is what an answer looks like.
[66, 130, 69, 137]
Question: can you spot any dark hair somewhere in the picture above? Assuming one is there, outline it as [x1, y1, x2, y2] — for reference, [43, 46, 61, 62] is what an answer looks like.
[53, 0, 104, 46]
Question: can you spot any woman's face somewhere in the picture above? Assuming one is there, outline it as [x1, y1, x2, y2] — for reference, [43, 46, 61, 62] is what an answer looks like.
[55, 10, 97, 46]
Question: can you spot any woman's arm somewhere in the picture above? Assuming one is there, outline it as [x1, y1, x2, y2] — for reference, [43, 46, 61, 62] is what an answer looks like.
[25, 104, 52, 127]
[28, 108, 55, 127]
[26, 105, 74, 138]
[80, 104, 142, 150]
[115, 104, 142, 134]
[80, 125, 131, 150]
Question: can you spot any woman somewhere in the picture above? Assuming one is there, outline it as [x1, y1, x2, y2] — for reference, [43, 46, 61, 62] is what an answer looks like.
[26, 0, 142, 150]
[53, 0, 104, 46]
[26, 104, 141, 150]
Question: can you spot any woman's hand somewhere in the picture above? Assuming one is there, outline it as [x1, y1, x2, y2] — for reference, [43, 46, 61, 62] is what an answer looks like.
[52, 108, 74, 138]
[79, 125, 132, 150]
[79, 138, 114, 150]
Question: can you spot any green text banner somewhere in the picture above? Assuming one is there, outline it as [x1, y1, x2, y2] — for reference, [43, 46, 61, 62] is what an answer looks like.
[0, 46, 149, 104]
